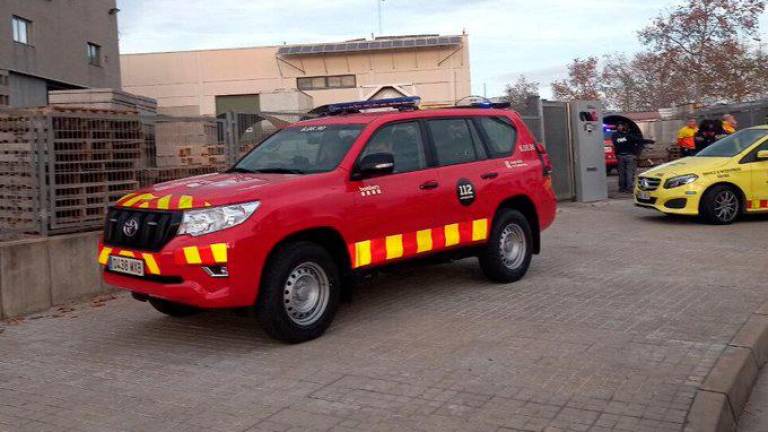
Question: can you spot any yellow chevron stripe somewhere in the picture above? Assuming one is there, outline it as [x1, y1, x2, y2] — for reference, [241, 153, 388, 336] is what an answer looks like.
[444, 223, 460, 247]
[183, 246, 202, 264]
[98, 247, 112, 265]
[416, 229, 432, 253]
[385, 235, 403, 259]
[210, 243, 228, 263]
[142, 253, 160, 274]
[178, 195, 194, 209]
[472, 219, 488, 241]
[354, 240, 372, 268]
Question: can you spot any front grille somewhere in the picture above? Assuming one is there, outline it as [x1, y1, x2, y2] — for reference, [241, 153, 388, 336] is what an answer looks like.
[637, 176, 661, 191]
[636, 196, 657, 205]
[103, 207, 182, 252]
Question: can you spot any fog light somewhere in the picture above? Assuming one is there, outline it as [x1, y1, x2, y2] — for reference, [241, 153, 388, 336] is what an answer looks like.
[202, 265, 229, 278]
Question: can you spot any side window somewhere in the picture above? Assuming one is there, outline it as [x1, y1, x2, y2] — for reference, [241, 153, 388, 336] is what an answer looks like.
[427, 119, 478, 166]
[478, 117, 517, 157]
[359, 122, 427, 173]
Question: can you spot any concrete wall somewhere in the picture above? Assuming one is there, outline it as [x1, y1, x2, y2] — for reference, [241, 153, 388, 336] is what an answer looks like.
[0, 231, 109, 319]
[0, 0, 122, 106]
[121, 35, 471, 115]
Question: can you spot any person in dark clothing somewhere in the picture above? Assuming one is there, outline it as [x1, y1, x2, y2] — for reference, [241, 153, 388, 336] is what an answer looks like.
[612, 123, 653, 193]
[694, 119, 724, 152]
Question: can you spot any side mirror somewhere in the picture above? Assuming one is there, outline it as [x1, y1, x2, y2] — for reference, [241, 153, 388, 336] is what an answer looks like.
[757, 150, 768, 160]
[353, 153, 395, 179]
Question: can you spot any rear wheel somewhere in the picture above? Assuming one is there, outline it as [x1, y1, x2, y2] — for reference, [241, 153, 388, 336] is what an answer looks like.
[700, 185, 740, 225]
[148, 298, 201, 317]
[478, 209, 533, 283]
[256, 241, 340, 343]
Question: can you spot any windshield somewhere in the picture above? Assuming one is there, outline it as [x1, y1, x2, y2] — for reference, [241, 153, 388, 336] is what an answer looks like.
[231, 124, 363, 174]
[697, 129, 768, 157]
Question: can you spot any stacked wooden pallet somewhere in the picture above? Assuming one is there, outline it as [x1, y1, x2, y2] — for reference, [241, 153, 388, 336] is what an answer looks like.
[154, 119, 226, 167]
[0, 111, 43, 234]
[0, 107, 143, 234]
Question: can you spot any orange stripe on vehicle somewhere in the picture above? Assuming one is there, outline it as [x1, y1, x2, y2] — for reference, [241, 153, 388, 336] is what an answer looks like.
[183, 246, 202, 264]
[118, 250, 136, 258]
[122, 193, 154, 207]
[142, 253, 160, 275]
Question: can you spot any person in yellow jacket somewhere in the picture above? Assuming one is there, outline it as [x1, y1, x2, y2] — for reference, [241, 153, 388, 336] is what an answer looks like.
[722, 114, 737, 135]
[677, 118, 698, 157]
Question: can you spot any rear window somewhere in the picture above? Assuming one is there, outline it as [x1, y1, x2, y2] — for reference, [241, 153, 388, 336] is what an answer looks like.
[477, 117, 517, 157]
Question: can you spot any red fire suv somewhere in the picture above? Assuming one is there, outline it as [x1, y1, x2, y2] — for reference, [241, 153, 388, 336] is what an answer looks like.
[99, 98, 557, 342]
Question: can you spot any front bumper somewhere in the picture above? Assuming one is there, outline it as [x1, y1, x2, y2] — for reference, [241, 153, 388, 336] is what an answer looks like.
[99, 230, 265, 309]
[634, 182, 703, 216]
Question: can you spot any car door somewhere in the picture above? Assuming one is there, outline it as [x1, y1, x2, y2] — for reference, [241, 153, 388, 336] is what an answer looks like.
[747, 139, 768, 212]
[347, 121, 442, 269]
[423, 117, 496, 247]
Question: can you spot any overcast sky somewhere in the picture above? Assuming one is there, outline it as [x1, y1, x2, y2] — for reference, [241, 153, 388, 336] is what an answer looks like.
[116, 0, 768, 98]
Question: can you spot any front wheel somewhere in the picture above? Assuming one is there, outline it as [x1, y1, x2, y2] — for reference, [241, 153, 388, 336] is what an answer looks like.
[478, 209, 534, 283]
[256, 241, 340, 343]
[700, 185, 740, 225]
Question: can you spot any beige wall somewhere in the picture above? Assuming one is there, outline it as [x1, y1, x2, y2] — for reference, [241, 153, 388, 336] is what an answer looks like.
[121, 35, 471, 116]
[0, 0, 121, 90]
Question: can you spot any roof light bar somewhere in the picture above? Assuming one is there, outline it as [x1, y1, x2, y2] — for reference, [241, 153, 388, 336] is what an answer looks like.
[325, 97, 422, 115]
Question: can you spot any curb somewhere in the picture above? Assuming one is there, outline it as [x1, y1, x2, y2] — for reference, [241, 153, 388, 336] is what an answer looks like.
[685, 303, 768, 432]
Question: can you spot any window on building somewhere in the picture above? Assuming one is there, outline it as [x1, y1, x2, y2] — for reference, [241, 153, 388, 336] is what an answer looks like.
[0, 95, 8, 106]
[87, 43, 101, 66]
[297, 75, 356, 91]
[12, 16, 31, 45]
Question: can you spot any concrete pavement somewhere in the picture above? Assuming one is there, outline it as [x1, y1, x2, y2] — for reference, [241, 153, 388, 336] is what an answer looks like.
[2, 199, 768, 432]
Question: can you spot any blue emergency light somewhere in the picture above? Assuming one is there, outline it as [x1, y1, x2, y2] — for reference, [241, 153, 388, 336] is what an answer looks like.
[325, 96, 421, 115]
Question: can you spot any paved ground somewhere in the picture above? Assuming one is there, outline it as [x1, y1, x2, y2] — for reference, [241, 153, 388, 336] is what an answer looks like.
[739, 368, 768, 431]
[2, 197, 768, 432]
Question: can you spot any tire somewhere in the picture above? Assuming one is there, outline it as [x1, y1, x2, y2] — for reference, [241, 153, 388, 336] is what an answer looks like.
[700, 185, 740, 225]
[255, 241, 340, 343]
[148, 298, 201, 317]
[478, 209, 534, 283]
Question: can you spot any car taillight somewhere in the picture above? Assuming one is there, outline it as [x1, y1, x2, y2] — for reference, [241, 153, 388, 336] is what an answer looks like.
[535, 142, 553, 176]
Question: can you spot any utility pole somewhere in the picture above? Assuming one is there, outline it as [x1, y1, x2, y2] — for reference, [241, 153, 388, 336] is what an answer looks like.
[377, 0, 385, 35]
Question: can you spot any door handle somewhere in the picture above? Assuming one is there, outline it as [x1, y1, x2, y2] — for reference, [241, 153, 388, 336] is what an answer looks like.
[481, 172, 499, 180]
[419, 180, 439, 190]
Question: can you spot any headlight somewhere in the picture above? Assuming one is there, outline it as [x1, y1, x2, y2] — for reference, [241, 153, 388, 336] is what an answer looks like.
[179, 201, 260, 237]
[664, 174, 698, 189]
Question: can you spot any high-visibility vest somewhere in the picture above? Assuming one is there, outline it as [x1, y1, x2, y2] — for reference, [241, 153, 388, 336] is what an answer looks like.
[723, 122, 736, 135]
[677, 126, 697, 149]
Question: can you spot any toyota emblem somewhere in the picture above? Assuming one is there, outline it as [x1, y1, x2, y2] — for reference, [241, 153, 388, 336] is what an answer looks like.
[123, 218, 139, 237]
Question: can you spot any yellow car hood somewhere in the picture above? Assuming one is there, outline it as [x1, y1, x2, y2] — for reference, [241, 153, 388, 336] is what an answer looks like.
[640, 157, 732, 178]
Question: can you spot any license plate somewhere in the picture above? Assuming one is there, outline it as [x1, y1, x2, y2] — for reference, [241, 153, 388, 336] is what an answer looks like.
[109, 256, 145, 277]
[637, 191, 650, 200]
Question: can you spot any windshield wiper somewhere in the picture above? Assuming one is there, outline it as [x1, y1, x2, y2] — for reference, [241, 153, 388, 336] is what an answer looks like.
[252, 168, 305, 174]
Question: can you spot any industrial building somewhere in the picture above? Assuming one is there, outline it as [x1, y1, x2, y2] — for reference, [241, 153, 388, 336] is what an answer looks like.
[0, 0, 122, 108]
[120, 34, 471, 115]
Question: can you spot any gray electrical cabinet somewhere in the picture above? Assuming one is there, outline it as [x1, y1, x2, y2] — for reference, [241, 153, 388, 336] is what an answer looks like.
[569, 100, 607, 202]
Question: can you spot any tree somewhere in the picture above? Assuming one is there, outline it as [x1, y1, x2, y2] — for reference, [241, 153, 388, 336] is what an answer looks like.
[601, 52, 690, 111]
[550, 57, 601, 101]
[503, 75, 540, 111]
[638, 0, 766, 103]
